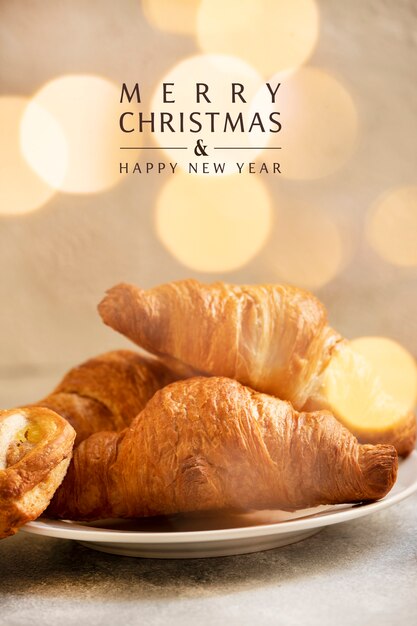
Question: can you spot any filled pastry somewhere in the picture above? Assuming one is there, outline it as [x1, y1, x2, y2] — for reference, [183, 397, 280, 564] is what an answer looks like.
[0, 407, 75, 538]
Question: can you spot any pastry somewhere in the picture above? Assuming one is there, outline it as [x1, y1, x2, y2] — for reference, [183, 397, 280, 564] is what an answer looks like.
[0, 407, 75, 538]
[98, 280, 416, 456]
[48, 377, 398, 520]
[98, 281, 338, 408]
[35, 349, 177, 444]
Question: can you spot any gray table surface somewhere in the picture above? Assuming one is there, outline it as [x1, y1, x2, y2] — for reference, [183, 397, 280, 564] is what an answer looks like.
[1, 492, 416, 626]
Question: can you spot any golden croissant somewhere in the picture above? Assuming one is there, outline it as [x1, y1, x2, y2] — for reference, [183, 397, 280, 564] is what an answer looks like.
[48, 377, 398, 521]
[0, 407, 75, 538]
[35, 350, 176, 444]
[98, 280, 416, 456]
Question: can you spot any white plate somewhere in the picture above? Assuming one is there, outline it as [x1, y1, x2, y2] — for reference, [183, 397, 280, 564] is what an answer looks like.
[23, 450, 417, 559]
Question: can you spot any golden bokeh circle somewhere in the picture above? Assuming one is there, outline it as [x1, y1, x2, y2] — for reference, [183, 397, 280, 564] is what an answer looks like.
[197, 0, 319, 76]
[266, 67, 358, 180]
[366, 186, 417, 267]
[350, 337, 417, 413]
[150, 54, 271, 174]
[323, 337, 417, 430]
[21, 74, 140, 194]
[156, 173, 271, 272]
[0, 96, 60, 216]
[142, 0, 200, 35]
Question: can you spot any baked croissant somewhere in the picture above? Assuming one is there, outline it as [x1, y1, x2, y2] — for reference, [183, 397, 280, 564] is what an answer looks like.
[0, 407, 75, 538]
[98, 281, 338, 408]
[98, 280, 416, 456]
[35, 350, 176, 444]
[48, 377, 398, 521]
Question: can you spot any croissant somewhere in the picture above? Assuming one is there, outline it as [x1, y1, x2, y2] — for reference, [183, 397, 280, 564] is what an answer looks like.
[0, 407, 75, 538]
[35, 350, 177, 444]
[98, 280, 416, 456]
[48, 377, 398, 521]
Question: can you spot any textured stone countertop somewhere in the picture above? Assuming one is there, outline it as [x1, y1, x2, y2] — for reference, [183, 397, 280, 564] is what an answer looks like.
[1, 492, 416, 626]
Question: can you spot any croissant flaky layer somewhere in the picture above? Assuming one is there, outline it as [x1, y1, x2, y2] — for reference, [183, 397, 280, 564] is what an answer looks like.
[48, 377, 398, 521]
[35, 350, 177, 444]
[98, 281, 341, 410]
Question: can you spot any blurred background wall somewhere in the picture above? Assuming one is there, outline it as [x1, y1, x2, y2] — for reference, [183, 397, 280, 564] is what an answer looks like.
[0, 0, 416, 407]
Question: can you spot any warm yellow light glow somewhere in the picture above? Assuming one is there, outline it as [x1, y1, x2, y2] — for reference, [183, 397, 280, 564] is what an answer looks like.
[150, 54, 271, 174]
[21, 75, 140, 194]
[266, 67, 358, 180]
[142, 0, 200, 35]
[197, 0, 319, 76]
[323, 338, 417, 431]
[366, 186, 417, 267]
[0, 97, 60, 215]
[156, 173, 271, 272]
[350, 337, 417, 413]
[20, 100, 68, 190]
[270, 203, 345, 289]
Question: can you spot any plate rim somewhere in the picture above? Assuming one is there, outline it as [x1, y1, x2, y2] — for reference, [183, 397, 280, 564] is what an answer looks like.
[23, 450, 417, 544]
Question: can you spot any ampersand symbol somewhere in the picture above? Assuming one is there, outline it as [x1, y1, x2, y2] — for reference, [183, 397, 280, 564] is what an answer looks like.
[194, 138, 208, 157]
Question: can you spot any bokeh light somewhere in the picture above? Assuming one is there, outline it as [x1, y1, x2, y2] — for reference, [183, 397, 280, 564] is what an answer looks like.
[366, 186, 417, 267]
[350, 337, 417, 412]
[19, 100, 68, 190]
[269, 202, 346, 289]
[142, 0, 200, 36]
[0, 96, 62, 216]
[266, 67, 358, 180]
[197, 0, 319, 77]
[155, 173, 271, 272]
[323, 337, 417, 431]
[150, 54, 272, 174]
[21, 74, 140, 194]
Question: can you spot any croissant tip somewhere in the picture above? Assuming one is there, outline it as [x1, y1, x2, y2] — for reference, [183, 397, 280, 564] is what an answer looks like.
[100, 282, 132, 299]
[98, 283, 131, 315]
[359, 444, 398, 500]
